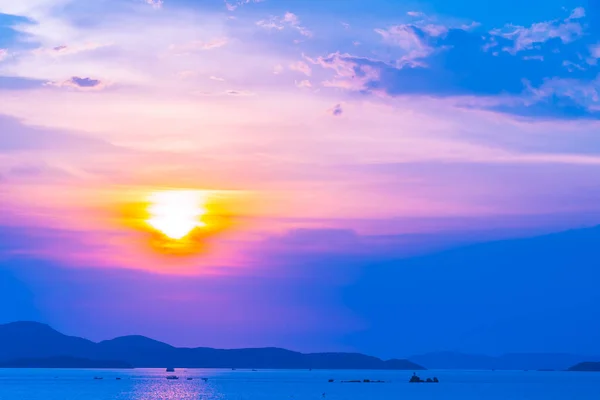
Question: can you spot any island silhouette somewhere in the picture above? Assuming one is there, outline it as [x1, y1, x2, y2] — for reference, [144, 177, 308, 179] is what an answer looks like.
[568, 362, 600, 372]
[0, 322, 424, 370]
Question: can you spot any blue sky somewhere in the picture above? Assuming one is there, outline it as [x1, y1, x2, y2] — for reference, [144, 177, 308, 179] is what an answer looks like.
[0, 0, 599, 357]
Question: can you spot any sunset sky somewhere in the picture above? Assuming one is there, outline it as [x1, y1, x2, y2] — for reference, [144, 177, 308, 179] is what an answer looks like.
[1, 0, 599, 358]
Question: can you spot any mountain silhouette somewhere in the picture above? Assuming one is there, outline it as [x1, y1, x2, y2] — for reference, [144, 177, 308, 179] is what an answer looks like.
[0, 321, 96, 361]
[347, 225, 600, 357]
[0, 322, 424, 370]
[568, 362, 600, 371]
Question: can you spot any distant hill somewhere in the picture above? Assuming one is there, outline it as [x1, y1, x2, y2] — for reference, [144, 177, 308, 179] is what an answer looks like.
[0, 321, 96, 361]
[0, 322, 424, 370]
[409, 352, 596, 371]
[409, 352, 500, 370]
[0, 356, 132, 369]
[568, 362, 600, 372]
[346, 225, 600, 357]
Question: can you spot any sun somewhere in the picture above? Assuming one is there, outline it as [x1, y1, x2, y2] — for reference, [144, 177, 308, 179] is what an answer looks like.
[146, 190, 208, 240]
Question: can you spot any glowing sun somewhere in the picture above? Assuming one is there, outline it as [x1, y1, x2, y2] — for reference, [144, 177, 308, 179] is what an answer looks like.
[146, 190, 207, 240]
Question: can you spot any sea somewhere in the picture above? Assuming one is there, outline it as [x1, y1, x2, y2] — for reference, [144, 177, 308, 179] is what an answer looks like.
[0, 368, 599, 400]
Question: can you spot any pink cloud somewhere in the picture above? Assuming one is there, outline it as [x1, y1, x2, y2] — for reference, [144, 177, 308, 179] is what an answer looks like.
[307, 52, 381, 91]
[145, 0, 163, 9]
[289, 61, 312, 76]
[295, 79, 312, 88]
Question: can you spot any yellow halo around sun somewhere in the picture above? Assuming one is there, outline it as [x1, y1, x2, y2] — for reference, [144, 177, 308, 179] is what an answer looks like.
[146, 190, 208, 240]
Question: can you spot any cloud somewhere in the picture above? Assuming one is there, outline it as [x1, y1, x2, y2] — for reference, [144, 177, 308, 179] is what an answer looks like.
[591, 44, 600, 59]
[210, 76, 225, 82]
[145, 0, 163, 9]
[490, 7, 586, 54]
[169, 38, 229, 54]
[0, 76, 45, 90]
[225, 90, 255, 96]
[375, 24, 437, 66]
[0, 49, 7, 61]
[328, 104, 343, 116]
[0, 115, 118, 153]
[47, 76, 107, 90]
[306, 52, 381, 91]
[289, 61, 312, 76]
[257, 12, 312, 38]
[569, 7, 586, 19]
[33, 42, 110, 57]
[295, 79, 312, 89]
[225, 0, 264, 12]
[407, 11, 425, 18]
[307, 7, 598, 120]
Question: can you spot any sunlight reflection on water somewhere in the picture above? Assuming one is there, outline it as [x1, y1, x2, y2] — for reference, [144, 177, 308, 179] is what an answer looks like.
[1, 368, 600, 400]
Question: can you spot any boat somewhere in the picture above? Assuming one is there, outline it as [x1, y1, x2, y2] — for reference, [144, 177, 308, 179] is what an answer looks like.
[201, 377, 208, 382]
[166, 375, 179, 380]
[93, 377, 103, 380]
[166, 367, 175, 372]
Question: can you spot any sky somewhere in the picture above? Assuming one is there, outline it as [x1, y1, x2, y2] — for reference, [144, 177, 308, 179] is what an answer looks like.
[0, 0, 599, 358]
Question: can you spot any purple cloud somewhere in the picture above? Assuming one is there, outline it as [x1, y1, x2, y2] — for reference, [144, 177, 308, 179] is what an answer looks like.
[329, 104, 343, 116]
[47, 76, 107, 90]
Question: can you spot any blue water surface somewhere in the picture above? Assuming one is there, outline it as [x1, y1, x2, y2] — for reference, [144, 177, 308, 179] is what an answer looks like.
[0, 368, 599, 399]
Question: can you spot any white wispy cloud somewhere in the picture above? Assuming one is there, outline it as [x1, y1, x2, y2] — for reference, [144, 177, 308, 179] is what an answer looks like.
[33, 42, 110, 56]
[257, 12, 312, 37]
[224, 0, 265, 11]
[169, 38, 229, 54]
[491, 7, 586, 54]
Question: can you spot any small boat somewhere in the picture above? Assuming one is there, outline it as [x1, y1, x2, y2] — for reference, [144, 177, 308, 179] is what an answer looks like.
[187, 377, 193, 380]
[201, 377, 208, 382]
[116, 377, 121, 380]
[93, 377, 103, 380]
[166, 367, 175, 372]
[166, 375, 179, 380]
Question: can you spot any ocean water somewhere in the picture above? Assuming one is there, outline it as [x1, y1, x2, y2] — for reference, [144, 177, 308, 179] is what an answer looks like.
[0, 368, 599, 400]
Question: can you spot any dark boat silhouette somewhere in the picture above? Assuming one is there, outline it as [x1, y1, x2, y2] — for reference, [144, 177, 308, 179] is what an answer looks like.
[166, 367, 175, 372]
[166, 375, 179, 380]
